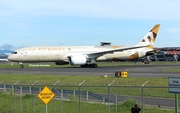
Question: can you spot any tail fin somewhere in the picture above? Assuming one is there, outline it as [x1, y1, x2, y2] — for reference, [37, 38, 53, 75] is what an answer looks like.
[136, 24, 160, 49]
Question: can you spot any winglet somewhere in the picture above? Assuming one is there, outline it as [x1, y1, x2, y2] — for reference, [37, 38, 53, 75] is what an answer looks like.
[136, 24, 160, 49]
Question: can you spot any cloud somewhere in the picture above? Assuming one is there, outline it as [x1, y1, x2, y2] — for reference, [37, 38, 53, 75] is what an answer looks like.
[0, 0, 180, 20]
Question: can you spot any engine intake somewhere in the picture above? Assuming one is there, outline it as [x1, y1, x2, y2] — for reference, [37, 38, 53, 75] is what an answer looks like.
[68, 55, 87, 65]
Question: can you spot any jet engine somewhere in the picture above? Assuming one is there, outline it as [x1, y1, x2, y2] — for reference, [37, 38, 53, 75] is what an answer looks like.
[68, 55, 87, 65]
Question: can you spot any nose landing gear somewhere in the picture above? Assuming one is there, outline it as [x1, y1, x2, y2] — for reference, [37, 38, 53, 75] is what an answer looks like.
[20, 65, 24, 68]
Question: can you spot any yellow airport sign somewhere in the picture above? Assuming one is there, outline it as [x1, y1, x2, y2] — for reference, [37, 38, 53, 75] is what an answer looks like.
[115, 71, 128, 78]
[38, 86, 55, 104]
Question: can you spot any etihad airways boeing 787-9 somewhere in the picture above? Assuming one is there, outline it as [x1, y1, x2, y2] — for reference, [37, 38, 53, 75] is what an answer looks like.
[8, 24, 160, 68]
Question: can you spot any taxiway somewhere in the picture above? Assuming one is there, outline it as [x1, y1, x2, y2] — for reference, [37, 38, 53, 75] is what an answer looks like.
[0, 64, 180, 78]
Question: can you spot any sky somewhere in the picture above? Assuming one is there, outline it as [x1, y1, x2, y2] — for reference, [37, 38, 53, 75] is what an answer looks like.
[1, 0, 180, 49]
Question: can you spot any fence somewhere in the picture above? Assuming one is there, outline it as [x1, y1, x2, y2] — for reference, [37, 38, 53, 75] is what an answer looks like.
[0, 80, 179, 113]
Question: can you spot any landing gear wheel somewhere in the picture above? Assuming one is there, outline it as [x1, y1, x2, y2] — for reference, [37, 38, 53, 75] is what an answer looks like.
[89, 64, 98, 68]
[20, 65, 24, 68]
[80, 64, 89, 67]
[92, 64, 98, 68]
[80, 64, 98, 68]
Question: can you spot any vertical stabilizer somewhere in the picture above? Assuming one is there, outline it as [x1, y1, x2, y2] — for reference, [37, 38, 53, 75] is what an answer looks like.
[136, 24, 160, 49]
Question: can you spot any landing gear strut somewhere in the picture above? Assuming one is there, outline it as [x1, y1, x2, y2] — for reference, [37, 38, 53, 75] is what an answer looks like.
[80, 58, 98, 68]
[91, 64, 98, 68]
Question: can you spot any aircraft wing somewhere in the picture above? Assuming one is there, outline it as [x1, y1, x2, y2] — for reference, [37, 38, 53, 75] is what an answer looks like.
[145, 49, 160, 56]
[85, 45, 149, 58]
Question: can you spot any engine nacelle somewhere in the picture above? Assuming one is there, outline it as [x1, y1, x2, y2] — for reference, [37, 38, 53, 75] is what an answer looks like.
[68, 55, 87, 65]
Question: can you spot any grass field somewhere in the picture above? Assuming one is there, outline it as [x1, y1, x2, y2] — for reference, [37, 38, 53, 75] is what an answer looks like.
[0, 61, 179, 98]
[0, 61, 179, 113]
[0, 92, 174, 113]
[0, 73, 175, 98]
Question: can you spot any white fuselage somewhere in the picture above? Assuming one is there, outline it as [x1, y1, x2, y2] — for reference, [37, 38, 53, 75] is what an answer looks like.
[8, 45, 150, 63]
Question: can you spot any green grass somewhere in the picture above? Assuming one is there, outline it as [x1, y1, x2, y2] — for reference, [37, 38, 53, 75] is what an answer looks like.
[0, 73, 174, 98]
[0, 92, 174, 113]
[161, 68, 180, 72]
[0, 73, 168, 86]
[0, 62, 178, 112]
[0, 62, 178, 99]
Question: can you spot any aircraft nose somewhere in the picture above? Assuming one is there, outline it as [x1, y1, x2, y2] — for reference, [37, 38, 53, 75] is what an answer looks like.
[8, 55, 13, 61]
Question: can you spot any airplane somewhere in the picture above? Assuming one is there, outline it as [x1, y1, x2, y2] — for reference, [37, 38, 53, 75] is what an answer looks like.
[8, 24, 160, 68]
[0, 58, 8, 62]
[0, 53, 10, 62]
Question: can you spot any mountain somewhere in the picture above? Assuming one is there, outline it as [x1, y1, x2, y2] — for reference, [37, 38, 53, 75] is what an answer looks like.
[0, 50, 13, 54]
[0, 44, 14, 54]
[0, 44, 14, 50]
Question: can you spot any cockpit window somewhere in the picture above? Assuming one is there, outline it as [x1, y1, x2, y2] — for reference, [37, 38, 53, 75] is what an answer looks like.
[12, 52, 17, 54]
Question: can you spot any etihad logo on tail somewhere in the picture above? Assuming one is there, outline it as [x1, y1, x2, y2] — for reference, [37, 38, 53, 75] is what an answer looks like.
[138, 24, 160, 49]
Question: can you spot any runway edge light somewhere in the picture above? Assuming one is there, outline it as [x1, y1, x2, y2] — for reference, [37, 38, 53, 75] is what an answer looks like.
[103, 75, 108, 79]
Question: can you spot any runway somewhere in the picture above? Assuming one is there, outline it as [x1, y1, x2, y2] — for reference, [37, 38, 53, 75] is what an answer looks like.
[0, 64, 180, 78]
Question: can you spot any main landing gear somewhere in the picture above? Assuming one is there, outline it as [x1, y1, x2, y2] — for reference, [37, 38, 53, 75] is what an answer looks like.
[81, 59, 98, 68]
[20, 64, 24, 68]
[80, 64, 98, 68]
